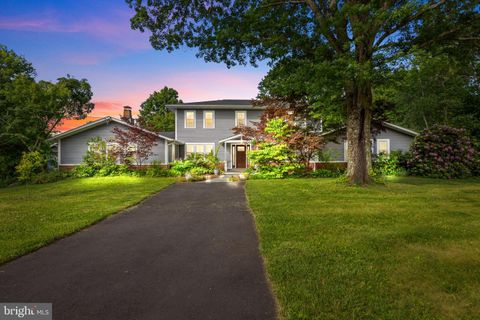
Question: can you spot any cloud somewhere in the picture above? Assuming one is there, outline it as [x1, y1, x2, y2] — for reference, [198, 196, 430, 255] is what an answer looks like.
[0, 10, 150, 53]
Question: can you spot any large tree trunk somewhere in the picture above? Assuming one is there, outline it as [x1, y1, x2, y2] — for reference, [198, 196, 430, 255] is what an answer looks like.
[345, 79, 373, 184]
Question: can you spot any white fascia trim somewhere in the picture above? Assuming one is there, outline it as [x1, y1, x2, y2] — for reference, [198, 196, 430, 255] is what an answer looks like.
[48, 116, 174, 142]
[203, 110, 215, 129]
[184, 110, 196, 129]
[174, 109, 178, 139]
[218, 134, 244, 143]
[382, 121, 419, 136]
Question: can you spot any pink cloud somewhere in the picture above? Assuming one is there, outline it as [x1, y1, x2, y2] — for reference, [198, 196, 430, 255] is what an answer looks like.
[91, 70, 264, 116]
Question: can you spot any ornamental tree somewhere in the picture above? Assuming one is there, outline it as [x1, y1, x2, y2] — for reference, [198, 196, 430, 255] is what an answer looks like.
[112, 126, 158, 166]
[126, 0, 478, 184]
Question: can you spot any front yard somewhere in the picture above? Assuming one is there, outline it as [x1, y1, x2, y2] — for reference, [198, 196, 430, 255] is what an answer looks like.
[246, 177, 480, 320]
[0, 176, 174, 264]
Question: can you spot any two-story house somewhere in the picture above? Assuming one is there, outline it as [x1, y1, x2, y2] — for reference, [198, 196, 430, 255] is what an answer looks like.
[166, 99, 264, 171]
[52, 99, 416, 172]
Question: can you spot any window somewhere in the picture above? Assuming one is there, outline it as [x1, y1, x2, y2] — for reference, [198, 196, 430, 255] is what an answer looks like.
[377, 139, 390, 155]
[184, 110, 196, 128]
[203, 111, 215, 129]
[185, 143, 215, 156]
[235, 111, 247, 127]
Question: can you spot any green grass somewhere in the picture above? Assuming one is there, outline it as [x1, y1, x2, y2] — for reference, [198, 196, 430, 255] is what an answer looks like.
[0, 176, 174, 264]
[246, 177, 480, 320]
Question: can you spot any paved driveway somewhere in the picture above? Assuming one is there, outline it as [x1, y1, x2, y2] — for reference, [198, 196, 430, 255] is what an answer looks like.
[0, 182, 276, 320]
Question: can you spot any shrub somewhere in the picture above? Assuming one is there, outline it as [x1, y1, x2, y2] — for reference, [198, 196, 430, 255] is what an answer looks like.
[248, 142, 303, 179]
[372, 151, 407, 176]
[407, 125, 478, 178]
[169, 152, 220, 176]
[145, 161, 170, 177]
[15, 151, 46, 182]
[169, 160, 196, 176]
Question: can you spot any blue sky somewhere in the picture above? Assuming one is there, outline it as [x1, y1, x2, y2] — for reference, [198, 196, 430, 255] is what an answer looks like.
[0, 0, 269, 117]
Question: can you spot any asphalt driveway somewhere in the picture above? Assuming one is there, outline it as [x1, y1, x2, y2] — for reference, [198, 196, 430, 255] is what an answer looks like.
[0, 182, 276, 320]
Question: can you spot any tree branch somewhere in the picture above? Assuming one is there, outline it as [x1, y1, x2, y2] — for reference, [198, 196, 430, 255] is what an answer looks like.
[374, 0, 446, 48]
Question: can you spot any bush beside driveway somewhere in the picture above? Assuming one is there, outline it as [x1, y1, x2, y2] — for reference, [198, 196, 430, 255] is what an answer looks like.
[0, 176, 174, 264]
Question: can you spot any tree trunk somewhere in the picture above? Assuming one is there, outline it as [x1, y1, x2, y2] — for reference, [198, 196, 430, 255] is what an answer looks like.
[345, 79, 373, 184]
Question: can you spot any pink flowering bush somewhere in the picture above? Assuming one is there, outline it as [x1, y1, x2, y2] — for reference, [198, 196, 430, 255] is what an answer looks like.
[407, 125, 479, 178]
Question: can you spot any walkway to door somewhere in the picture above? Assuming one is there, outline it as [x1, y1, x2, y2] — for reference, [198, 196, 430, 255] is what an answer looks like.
[0, 182, 276, 320]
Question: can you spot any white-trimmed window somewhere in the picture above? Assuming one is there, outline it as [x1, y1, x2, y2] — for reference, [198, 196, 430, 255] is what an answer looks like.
[184, 110, 196, 128]
[203, 111, 215, 129]
[185, 143, 214, 156]
[235, 111, 247, 127]
[343, 140, 348, 161]
[377, 139, 390, 155]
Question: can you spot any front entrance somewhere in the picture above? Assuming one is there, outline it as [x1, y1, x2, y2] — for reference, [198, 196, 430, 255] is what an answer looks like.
[235, 145, 247, 168]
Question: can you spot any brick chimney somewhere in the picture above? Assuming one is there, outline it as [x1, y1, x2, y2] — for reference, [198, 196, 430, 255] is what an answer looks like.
[122, 106, 133, 124]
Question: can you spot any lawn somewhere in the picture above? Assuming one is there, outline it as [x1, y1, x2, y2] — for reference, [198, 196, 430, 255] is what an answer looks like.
[0, 176, 174, 264]
[246, 177, 480, 320]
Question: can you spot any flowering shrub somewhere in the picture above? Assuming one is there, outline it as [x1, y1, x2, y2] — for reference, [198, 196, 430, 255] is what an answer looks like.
[407, 125, 478, 178]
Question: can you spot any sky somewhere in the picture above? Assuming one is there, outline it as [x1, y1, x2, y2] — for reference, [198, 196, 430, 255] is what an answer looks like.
[0, 0, 269, 130]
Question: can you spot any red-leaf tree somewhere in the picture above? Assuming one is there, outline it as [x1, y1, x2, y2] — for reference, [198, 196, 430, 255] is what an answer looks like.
[111, 126, 158, 166]
[235, 98, 324, 168]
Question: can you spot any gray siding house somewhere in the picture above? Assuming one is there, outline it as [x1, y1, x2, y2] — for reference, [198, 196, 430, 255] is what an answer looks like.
[167, 100, 264, 170]
[322, 122, 418, 162]
[52, 100, 417, 171]
[52, 115, 178, 170]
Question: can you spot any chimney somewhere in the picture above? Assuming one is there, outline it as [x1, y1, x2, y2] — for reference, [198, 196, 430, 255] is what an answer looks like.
[122, 106, 133, 124]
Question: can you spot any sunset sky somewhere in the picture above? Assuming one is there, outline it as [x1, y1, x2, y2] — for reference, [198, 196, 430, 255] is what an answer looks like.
[0, 0, 269, 130]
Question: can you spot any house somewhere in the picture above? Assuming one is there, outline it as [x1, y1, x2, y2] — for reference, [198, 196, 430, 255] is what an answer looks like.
[51, 99, 417, 171]
[166, 99, 265, 171]
[51, 106, 182, 171]
[321, 122, 418, 163]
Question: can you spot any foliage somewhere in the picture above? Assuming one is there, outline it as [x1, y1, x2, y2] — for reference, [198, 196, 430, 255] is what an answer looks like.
[239, 113, 322, 178]
[15, 151, 46, 182]
[145, 161, 170, 177]
[372, 151, 407, 177]
[407, 125, 478, 178]
[168, 151, 220, 176]
[127, 0, 479, 184]
[0, 45, 94, 182]
[138, 87, 182, 132]
[73, 137, 129, 177]
[111, 126, 158, 166]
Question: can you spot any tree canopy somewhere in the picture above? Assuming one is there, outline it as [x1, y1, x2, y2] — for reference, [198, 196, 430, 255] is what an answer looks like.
[127, 0, 479, 183]
[138, 86, 182, 132]
[0, 45, 94, 183]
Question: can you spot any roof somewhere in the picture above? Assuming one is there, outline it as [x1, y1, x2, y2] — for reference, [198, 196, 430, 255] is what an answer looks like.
[320, 121, 418, 137]
[166, 99, 265, 110]
[48, 116, 174, 141]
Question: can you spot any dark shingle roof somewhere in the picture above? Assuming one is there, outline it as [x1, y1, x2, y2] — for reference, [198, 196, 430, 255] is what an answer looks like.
[181, 99, 252, 106]
[166, 99, 264, 110]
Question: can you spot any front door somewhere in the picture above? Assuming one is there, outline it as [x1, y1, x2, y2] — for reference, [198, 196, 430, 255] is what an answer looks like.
[235, 145, 247, 168]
